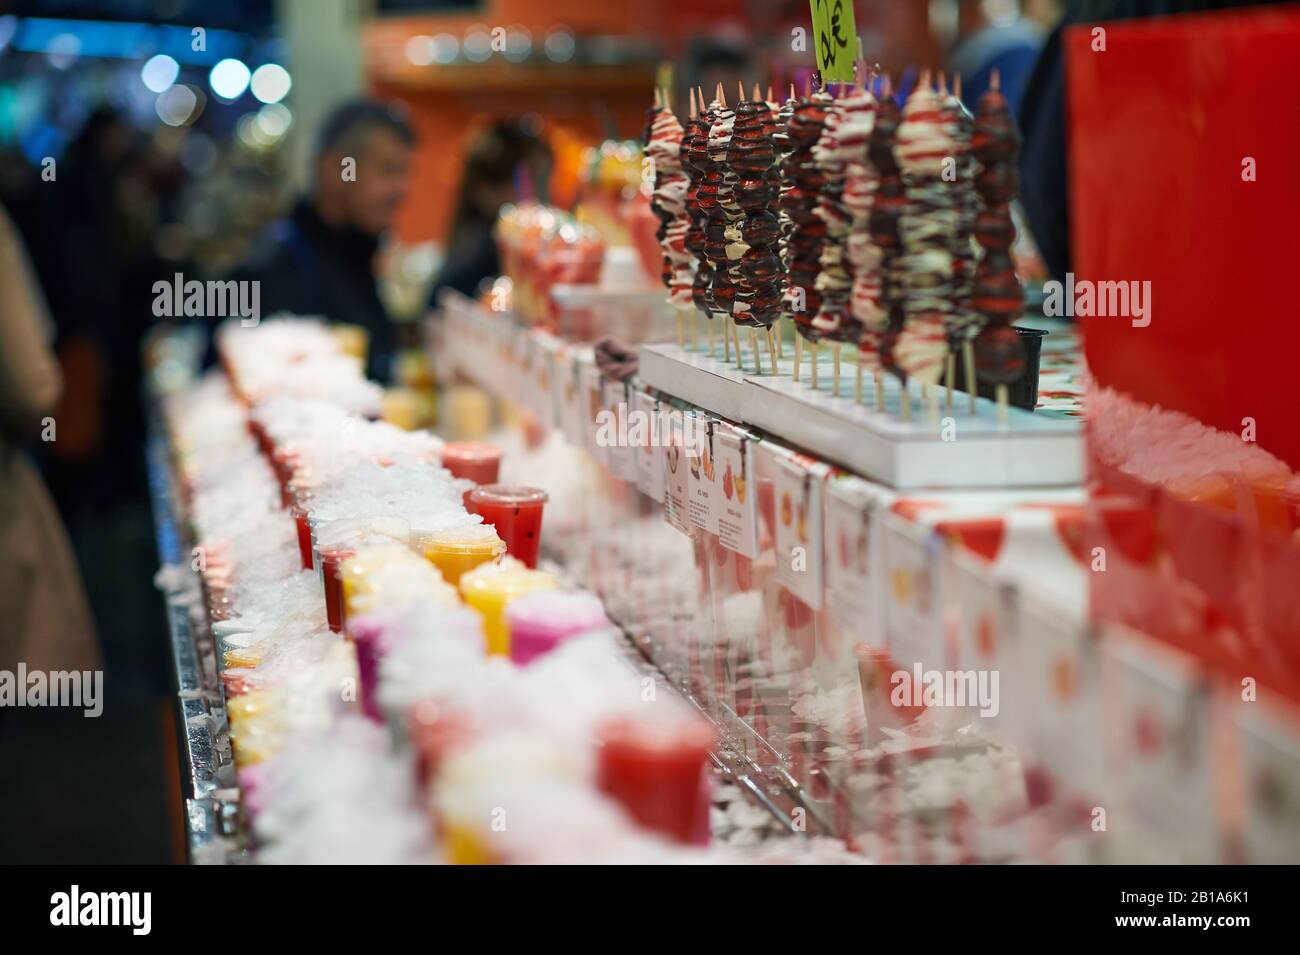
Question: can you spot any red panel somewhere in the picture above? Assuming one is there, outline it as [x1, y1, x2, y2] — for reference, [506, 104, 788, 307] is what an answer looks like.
[1066, 7, 1300, 471]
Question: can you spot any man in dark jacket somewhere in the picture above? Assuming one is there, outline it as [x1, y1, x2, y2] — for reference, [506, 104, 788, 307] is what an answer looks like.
[236, 100, 414, 382]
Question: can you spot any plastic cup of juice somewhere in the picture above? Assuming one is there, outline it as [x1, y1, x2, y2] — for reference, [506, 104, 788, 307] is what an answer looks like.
[458, 557, 558, 656]
[418, 523, 506, 587]
[314, 517, 410, 633]
[595, 716, 715, 845]
[465, 484, 548, 569]
[504, 590, 609, 666]
[440, 441, 503, 485]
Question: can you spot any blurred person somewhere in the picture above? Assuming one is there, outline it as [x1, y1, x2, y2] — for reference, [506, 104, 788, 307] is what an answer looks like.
[1018, 0, 1289, 280]
[431, 120, 553, 300]
[951, 0, 1050, 113]
[0, 202, 99, 685]
[683, 39, 750, 113]
[234, 100, 415, 382]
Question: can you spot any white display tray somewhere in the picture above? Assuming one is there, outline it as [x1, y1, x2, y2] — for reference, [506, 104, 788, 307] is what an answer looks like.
[638, 342, 1083, 490]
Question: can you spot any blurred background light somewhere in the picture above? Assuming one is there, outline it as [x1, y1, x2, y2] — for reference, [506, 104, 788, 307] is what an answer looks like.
[155, 83, 200, 127]
[250, 63, 292, 103]
[209, 58, 251, 101]
[141, 54, 180, 94]
[544, 29, 576, 64]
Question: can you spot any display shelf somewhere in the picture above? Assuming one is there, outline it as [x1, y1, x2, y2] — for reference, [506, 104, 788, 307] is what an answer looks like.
[146, 422, 244, 865]
[639, 342, 1084, 489]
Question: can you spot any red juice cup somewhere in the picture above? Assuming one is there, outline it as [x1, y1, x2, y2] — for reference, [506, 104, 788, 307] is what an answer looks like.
[319, 546, 353, 633]
[313, 517, 410, 634]
[596, 717, 715, 845]
[440, 442, 503, 485]
[291, 505, 314, 571]
[466, 484, 548, 569]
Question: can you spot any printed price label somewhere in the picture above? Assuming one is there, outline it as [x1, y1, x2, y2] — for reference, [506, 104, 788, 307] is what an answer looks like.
[714, 423, 758, 558]
[766, 444, 828, 609]
[823, 475, 886, 639]
[632, 389, 665, 504]
[558, 351, 584, 449]
[662, 409, 690, 534]
[686, 413, 719, 535]
[810, 0, 859, 84]
[577, 362, 605, 462]
[601, 377, 638, 482]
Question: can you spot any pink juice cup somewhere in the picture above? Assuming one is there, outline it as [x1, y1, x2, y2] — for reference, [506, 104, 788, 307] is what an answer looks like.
[504, 591, 609, 666]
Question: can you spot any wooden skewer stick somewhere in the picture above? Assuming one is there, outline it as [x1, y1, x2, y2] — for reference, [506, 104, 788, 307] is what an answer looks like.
[751, 328, 761, 374]
[733, 317, 743, 369]
[855, 360, 863, 404]
[793, 331, 802, 383]
[811, 341, 819, 390]
[776, 322, 784, 358]
[708, 317, 715, 357]
[766, 326, 778, 372]
[901, 385, 912, 422]
[996, 383, 1009, 429]
[654, 87, 662, 108]
[690, 310, 697, 351]
[677, 310, 684, 349]
[689, 86, 696, 121]
[724, 315, 731, 362]
[875, 372, 884, 410]
[717, 82, 726, 108]
[833, 343, 842, 397]
[963, 340, 977, 414]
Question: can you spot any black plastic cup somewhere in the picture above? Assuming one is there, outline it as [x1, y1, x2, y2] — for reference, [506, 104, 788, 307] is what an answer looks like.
[950, 326, 1049, 411]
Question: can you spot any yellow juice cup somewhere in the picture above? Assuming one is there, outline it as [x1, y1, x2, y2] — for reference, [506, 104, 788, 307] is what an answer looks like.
[420, 525, 506, 587]
[444, 823, 493, 865]
[332, 323, 370, 364]
[458, 557, 558, 656]
[223, 646, 263, 669]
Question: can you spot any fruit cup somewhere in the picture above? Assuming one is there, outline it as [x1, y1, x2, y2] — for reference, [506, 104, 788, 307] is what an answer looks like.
[505, 590, 609, 666]
[458, 557, 558, 656]
[466, 484, 548, 569]
[418, 523, 506, 587]
[313, 517, 410, 633]
[440, 441, 503, 485]
[595, 716, 715, 845]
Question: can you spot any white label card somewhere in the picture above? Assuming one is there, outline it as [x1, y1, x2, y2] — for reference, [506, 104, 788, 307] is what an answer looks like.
[714, 423, 758, 559]
[662, 409, 690, 533]
[769, 446, 827, 609]
[631, 389, 665, 504]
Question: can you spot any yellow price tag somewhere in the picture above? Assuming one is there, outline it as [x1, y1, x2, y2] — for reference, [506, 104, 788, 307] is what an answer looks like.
[809, 0, 859, 84]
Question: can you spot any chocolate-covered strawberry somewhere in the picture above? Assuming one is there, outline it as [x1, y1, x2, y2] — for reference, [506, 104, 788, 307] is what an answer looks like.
[814, 88, 876, 345]
[730, 91, 783, 329]
[943, 81, 980, 344]
[644, 93, 694, 306]
[970, 74, 1025, 386]
[867, 86, 907, 379]
[780, 88, 832, 338]
[894, 78, 953, 387]
[683, 94, 718, 316]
